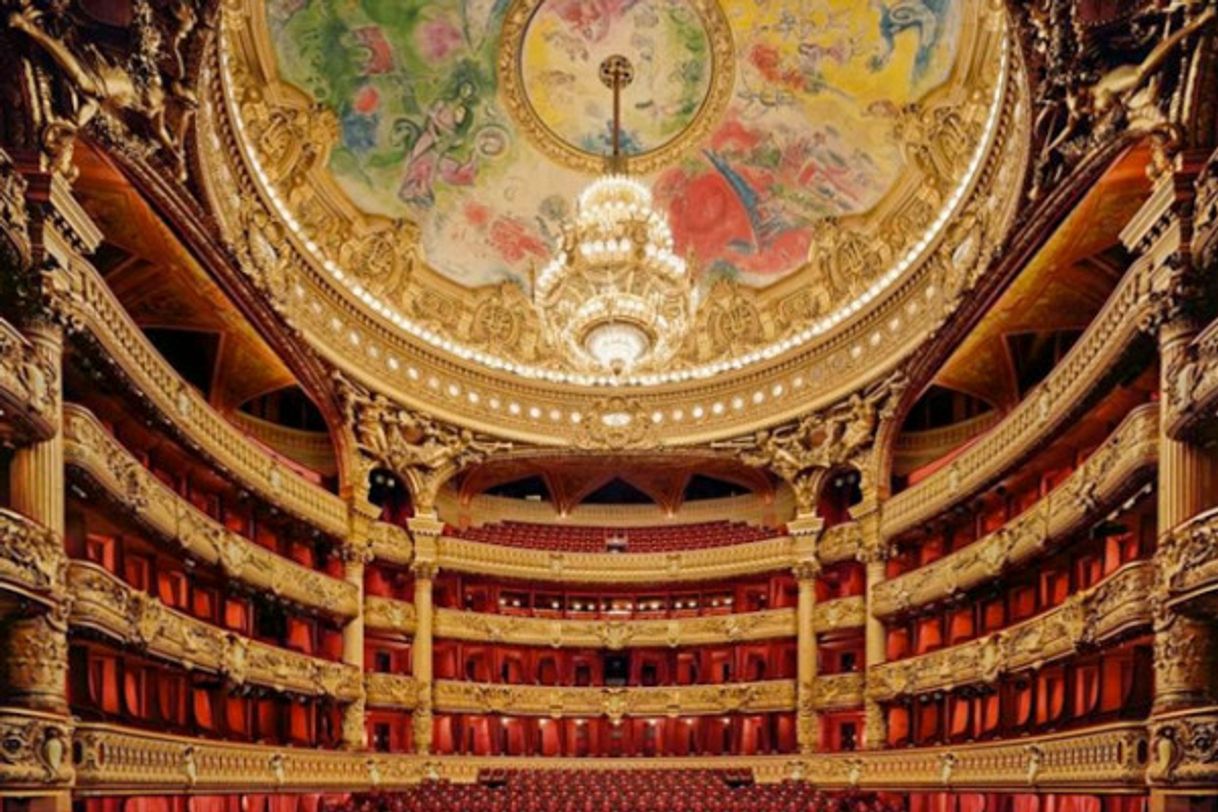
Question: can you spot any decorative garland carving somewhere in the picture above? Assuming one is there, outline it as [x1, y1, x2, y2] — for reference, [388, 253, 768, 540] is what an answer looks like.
[0, 709, 73, 790]
[0, 506, 63, 601]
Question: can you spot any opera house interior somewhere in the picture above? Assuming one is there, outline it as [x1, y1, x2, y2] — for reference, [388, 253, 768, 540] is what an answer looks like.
[2, 0, 1218, 810]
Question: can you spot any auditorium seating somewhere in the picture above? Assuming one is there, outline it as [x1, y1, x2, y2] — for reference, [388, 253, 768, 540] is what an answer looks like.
[448, 521, 777, 553]
[331, 774, 905, 812]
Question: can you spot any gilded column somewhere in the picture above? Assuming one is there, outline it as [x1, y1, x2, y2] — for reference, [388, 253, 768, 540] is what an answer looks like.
[408, 514, 443, 755]
[793, 561, 820, 754]
[339, 510, 375, 750]
[5, 320, 67, 715]
[859, 513, 888, 750]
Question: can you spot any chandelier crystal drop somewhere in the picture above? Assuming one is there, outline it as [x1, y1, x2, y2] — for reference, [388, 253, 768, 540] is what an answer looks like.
[534, 55, 695, 377]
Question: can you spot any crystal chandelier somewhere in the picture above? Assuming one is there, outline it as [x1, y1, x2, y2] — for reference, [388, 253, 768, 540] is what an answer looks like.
[534, 56, 694, 377]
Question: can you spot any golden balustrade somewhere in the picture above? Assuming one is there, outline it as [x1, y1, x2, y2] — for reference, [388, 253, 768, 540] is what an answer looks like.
[435, 535, 796, 584]
[431, 680, 796, 718]
[68, 561, 361, 701]
[43, 258, 348, 537]
[62, 719, 1153, 793]
[868, 561, 1155, 701]
[62, 404, 358, 618]
[873, 404, 1159, 617]
[882, 259, 1157, 539]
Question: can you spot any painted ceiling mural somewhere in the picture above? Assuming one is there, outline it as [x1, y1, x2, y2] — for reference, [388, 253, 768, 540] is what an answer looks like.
[267, 0, 962, 291]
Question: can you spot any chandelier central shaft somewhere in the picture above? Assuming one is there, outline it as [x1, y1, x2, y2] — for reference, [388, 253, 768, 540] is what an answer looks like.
[534, 55, 694, 380]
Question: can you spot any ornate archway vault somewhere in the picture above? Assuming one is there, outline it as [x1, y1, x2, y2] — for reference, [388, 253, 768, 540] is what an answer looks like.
[200, 0, 1029, 448]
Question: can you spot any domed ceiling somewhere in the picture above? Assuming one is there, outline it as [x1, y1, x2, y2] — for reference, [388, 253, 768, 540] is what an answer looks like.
[265, 0, 962, 290]
[204, 0, 1023, 444]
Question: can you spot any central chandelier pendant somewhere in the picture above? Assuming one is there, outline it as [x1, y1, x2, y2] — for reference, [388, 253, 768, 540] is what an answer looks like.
[534, 55, 694, 378]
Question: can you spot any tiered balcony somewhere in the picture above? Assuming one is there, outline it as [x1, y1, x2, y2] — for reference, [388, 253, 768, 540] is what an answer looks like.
[449, 520, 777, 553]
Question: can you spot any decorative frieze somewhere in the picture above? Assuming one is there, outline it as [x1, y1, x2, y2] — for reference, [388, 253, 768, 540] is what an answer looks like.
[882, 260, 1158, 538]
[369, 521, 414, 567]
[873, 404, 1158, 617]
[868, 561, 1154, 700]
[436, 535, 796, 584]
[62, 405, 358, 618]
[813, 597, 866, 634]
[68, 562, 361, 701]
[42, 258, 348, 537]
[431, 680, 796, 720]
[365, 596, 419, 635]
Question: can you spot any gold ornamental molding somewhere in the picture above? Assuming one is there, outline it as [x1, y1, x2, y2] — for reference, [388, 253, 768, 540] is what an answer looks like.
[368, 601, 863, 647]
[365, 673, 421, 712]
[812, 597, 866, 635]
[882, 258, 1159, 539]
[0, 708, 74, 792]
[436, 534, 796, 583]
[42, 259, 349, 538]
[198, 2, 1027, 447]
[1167, 313, 1218, 441]
[365, 596, 419, 636]
[62, 405, 358, 619]
[868, 561, 1155, 701]
[873, 403, 1159, 617]
[0, 508, 64, 607]
[0, 317, 59, 446]
[65, 719, 1151, 793]
[812, 674, 864, 712]
[369, 522, 414, 567]
[432, 679, 794, 719]
[816, 522, 864, 565]
[1159, 506, 1218, 614]
[68, 562, 361, 702]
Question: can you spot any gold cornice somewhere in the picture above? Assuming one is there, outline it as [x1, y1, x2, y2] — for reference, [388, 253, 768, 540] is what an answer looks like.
[432, 679, 795, 718]
[435, 534, 796, 583]
[195, 6, 1028, 446]
[61, 405, 358, 618]
[43, 257, 348, 536]
[66, 718, 1153, 793]
[874, 403, 1159, 617]
[868, 561, 1154, 701]
[68, 562, 361, 701]
[882, 256, 1158, 539]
